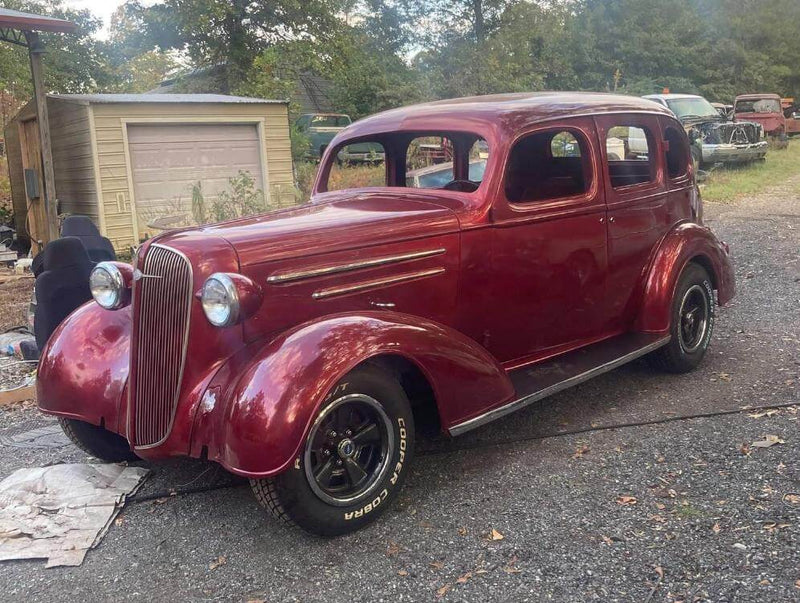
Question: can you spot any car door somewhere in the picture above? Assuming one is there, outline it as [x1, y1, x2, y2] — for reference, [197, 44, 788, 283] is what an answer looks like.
[593, 114, 670, 332]
[486, 118, 609, 365]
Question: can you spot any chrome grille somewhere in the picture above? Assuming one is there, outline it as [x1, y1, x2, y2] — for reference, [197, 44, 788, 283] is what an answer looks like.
[132, 244, 192, 447]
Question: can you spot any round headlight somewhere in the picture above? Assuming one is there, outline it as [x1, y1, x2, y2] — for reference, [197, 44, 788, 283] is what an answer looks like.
[201, 273, 240, 327]
[90, 262, 125, 309]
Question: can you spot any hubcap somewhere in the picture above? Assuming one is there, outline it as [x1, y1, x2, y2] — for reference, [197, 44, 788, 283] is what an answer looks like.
[304, 394, 394, 507]
[678, 284, 709, 353]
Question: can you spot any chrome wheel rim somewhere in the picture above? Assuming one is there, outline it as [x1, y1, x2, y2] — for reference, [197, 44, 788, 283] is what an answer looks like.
[678, 284, 709, 353]
[304, 394, 394, 507]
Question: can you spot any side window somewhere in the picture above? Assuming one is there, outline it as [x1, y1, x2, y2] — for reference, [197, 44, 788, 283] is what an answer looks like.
[505, 129, 590, 203]
[327, 142, 387, 191]
[406, 136, 454, 189]
[664, 126, 688, 179]
[467, 139, 490, 184]
[605, 125, 654, 188]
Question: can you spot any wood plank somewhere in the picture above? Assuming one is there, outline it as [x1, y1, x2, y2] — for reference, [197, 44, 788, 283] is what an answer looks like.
[0, 383, 36, 406]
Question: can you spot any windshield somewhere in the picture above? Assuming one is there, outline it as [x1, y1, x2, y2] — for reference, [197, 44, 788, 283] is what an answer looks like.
[735, 99, 781, 114]
[665, 98, 720, 120]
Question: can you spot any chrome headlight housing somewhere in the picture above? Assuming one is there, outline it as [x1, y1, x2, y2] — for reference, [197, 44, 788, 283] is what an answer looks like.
[201, 273, 240, 327]
[90, 262, 127, 310]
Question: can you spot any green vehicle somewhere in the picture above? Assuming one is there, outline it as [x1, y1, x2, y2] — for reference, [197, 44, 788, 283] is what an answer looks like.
[295, 113, 384, 162]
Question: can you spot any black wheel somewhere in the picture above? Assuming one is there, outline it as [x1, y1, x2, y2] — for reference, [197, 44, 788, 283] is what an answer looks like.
[251, 365, 415, 536]
[59, 417, 139, 462]
[648, 262, 715, 373]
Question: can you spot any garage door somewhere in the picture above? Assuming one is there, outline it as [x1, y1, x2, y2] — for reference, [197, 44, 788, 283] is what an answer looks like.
[127, 123, 264, 235]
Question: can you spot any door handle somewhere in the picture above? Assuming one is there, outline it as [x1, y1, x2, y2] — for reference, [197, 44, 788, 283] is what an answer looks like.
[609, 216, 616, 223]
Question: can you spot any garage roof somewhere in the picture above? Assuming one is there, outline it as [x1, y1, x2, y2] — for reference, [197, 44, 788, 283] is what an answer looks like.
[50, 93, 288, 105]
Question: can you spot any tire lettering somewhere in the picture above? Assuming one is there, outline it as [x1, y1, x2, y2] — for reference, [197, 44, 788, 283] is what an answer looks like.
[344, 417, 409, 519]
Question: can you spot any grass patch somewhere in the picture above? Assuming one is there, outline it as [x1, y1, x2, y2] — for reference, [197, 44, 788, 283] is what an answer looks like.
[701, 139, 800, 203]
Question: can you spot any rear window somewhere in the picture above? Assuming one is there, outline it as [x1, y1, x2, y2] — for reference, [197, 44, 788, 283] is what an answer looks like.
[311, 115, 351, 127]
[605, 125, 654, 188]
[735, 99, 781, 114]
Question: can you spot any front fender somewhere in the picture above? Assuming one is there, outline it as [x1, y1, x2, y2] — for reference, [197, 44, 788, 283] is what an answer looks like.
[37, 301, 131, 435]
[635, 222, 735, 333]
[192, 312, 513, 478]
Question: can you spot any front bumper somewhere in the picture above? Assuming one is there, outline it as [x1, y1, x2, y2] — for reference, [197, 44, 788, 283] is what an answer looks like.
[702, 141, 768, 164]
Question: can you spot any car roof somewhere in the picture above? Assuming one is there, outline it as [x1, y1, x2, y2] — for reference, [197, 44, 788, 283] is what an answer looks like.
[734, 93, 781, 101]
[342, 92, 673, 140]
[643, 93, 704, 101]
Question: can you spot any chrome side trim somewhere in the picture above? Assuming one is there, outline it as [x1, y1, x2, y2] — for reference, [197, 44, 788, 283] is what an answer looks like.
[448, 336, 671, 437]
[312, 267, 445, 300]
[267, 248, 446, 284]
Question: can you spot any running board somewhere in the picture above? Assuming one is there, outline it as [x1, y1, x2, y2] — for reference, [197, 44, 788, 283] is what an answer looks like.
[449, 333, 670, 436]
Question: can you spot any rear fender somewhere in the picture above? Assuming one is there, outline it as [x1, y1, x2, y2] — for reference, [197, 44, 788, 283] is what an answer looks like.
[192, 312, 513, 478]
[635, 222, 735, 333]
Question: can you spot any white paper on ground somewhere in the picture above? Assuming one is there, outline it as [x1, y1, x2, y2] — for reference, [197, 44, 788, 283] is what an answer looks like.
[0, 463, 149, 567]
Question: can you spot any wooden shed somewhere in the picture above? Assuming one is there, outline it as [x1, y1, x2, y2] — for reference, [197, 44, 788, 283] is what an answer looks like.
[5, 93, 295, 252]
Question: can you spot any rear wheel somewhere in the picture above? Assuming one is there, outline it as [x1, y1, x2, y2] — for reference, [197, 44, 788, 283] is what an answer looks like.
[251, 365, 414, 536]
[648, 262, 715, 373]
[59, 418, 139, 462]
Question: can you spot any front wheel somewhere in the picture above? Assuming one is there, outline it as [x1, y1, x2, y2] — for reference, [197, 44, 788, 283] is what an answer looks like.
[251, 365, 415, 536]
[648, 262, 715, 373]
[59, 418, 139, 462]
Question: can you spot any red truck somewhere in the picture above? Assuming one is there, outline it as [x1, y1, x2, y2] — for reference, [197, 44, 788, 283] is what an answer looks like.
[37, 93, 735, 536]
[734, 93, 787, 139]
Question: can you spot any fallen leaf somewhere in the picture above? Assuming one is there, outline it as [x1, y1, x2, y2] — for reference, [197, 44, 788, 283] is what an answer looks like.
[430, 560, 444, 570]
[572, 445, 590, 459]
[386, 541, 400, 557]
[419, 520, 434, 529]
[655, 502, 666, 510]
[458, 526, 468, 536]
[712, 522, 721, 534]
[435, 584, 451, 599]
[783, 494, 800, 505]
[397, 569, 408, 577]
[719, 372, 732, 382]
[654, 566, 664, 580]
[152, 497, 170, 505]
[617, 495, 638, 506]
[748, 409, 779, 419]
[114, 516, 125, 526]
[456, 572, 472, 584]
[601, 535, 614, 545]
[763, 522, 791, 532]
[795, 579, 800, 589]
[649, 514, 666, 523]
[759, 579, 770, 586]
[488, 528, 504, 541]
[740, 443, 751, 456]
[503, 555, 522, 574]
[751, 435, 785, 448]
[209, 555, 227, 570]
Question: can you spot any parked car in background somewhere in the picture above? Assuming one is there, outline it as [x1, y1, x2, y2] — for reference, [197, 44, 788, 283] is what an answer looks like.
[295, 113, 385, 162]
[733, 94, 786, 139]
[295, 113, 351, 159]
[405, 159, 487, 188]
[781, 98, 800, 137]
[710, 102, 733, 119]
[38, 92, 735, 537]
[644, 93, 767, 167]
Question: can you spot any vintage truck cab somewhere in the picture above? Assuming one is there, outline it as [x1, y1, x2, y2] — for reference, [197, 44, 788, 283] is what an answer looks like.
[38, 93, 735, 536]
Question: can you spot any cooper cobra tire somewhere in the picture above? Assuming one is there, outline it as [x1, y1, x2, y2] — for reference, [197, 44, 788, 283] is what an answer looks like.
[648, 262, 715, 374]
[58, 417, 139, 462]
[251, 365, 415, 537]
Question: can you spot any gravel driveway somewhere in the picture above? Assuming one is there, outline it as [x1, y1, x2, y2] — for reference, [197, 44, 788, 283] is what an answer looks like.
[0, 183, 798, 602]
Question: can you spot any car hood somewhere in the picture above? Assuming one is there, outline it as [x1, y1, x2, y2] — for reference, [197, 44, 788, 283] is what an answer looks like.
[177, 192, 461, 267]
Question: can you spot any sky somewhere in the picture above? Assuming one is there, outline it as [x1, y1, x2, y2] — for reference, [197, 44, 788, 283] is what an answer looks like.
[63, 0, 155, 39]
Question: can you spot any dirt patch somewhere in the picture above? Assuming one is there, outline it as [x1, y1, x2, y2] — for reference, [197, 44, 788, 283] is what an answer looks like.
[0, 269, 33, 333]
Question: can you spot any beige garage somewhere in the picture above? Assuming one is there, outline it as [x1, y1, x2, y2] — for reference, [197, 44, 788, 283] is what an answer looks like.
[5, 94, 295, 253]
[127, 123, 266, 231]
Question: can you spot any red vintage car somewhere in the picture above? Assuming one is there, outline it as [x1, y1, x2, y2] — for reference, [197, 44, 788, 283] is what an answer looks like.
[37, 93, 735, 536]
